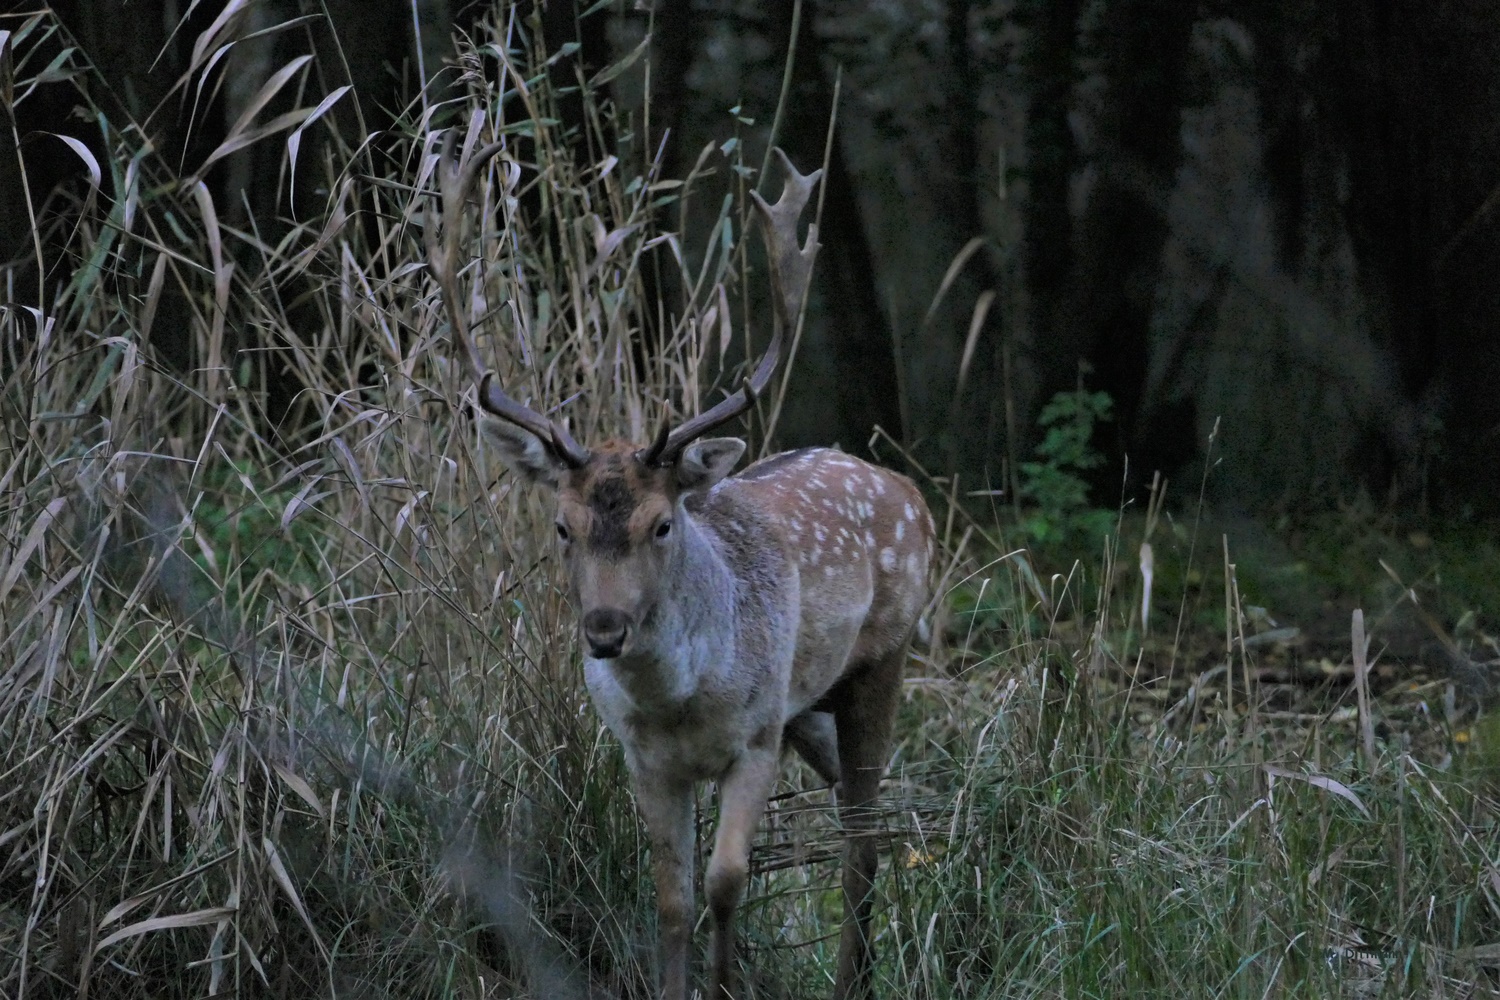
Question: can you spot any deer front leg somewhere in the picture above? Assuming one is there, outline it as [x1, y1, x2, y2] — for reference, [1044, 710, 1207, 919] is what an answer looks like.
[705, 737, 781, 999]
[632, 776, 695, 1000]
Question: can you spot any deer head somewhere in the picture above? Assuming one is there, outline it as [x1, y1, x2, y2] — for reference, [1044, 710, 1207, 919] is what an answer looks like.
[427, 132, 821, 660]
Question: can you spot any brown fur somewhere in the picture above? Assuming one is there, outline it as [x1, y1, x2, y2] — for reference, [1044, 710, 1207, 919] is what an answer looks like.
[483, 420, 932, 1000]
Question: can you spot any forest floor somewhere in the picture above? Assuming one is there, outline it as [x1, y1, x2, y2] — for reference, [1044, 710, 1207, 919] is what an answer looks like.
[5, 372, 1500, 1000]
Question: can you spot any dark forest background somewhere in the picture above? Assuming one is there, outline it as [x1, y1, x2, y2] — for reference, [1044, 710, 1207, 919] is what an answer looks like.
[5, 0, 1499, 520]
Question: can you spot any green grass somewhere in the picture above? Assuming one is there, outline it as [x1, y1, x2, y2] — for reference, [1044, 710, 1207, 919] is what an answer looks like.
[4, 6, 1500, 999]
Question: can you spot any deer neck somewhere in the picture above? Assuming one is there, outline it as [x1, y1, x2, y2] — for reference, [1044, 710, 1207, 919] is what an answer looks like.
[591, 511, 736, 712]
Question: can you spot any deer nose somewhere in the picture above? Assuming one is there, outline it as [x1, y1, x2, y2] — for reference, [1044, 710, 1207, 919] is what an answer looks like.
[582, 608, 630, 658]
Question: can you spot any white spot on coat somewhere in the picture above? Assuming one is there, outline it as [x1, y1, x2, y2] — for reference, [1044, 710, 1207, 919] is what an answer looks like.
[880, 548, 897, 572]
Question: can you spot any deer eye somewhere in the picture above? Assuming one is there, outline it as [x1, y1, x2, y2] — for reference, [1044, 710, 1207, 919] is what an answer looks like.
[555, 521, 570, 542]
[654, 519, 673, 540]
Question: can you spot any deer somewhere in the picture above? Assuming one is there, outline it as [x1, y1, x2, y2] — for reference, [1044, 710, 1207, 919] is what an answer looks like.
[425, 132, 934, 1000]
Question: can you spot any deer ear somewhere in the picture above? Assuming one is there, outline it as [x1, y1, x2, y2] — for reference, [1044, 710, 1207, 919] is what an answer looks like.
[480, 415, 567, 488]
[677, 437, 746, 492]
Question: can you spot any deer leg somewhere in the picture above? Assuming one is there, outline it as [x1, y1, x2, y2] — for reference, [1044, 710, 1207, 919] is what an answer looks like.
[831, 645, 904, 1000]
[784, 709, 841, 787]
[632, 776, 695, 1000]
[705, 738, 781, 999]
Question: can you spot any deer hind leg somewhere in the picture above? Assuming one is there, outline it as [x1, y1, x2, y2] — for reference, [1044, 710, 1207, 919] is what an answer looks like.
[831, 642, 905, 1000]
[705, 734, 781, 999]
[632, 776, 695, 1000]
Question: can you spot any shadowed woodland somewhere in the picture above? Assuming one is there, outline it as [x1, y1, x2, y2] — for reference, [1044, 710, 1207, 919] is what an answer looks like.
[8, 1, 1500, 513]
[3, 2, 1500, 998]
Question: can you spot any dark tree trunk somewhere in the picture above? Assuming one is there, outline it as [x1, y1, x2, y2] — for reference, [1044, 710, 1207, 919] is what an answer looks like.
[535, 0, 614, 163]
[765, 0, 905, 451]
[1074, 0, 1195, 494]
[946, 0, 982, 218]
[635, 0, 699, 391]
[1316, 2, 1500, 512]
[944, 0, 1008, 474]
[648, 0, 698, 184]
[1017, 0, 1085, 435]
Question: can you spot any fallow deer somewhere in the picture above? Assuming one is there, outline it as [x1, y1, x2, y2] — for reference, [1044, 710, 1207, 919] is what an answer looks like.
[426, 133, 934, 1000]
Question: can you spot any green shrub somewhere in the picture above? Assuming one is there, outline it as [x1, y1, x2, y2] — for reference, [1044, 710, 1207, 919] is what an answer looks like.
[1018, 384, 1115, 547]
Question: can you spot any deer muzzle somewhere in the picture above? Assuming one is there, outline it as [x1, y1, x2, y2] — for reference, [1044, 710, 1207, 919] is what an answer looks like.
[582, 607, 630, 659]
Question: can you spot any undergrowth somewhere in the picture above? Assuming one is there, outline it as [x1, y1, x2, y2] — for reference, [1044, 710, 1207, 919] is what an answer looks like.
[3, 6, 1500, 1000]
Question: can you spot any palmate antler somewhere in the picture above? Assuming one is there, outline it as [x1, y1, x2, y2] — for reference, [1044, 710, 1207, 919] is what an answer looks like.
[425, 130, 591, 468]
[428, 130, 820, 469]
[639, 149, 823, 467]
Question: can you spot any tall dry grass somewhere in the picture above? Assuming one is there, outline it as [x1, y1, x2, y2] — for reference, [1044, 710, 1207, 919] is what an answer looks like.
[6, 6, 1500, 1000]
[0, 6, 783, 996]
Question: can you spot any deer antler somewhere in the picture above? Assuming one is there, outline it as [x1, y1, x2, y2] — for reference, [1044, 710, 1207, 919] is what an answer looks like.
[640, 148, 822, 466]
[425, 130, 591, 468]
